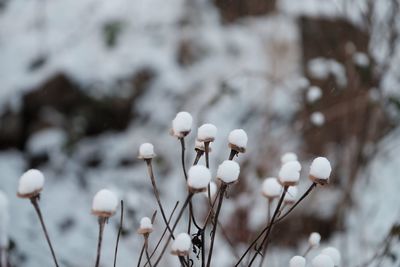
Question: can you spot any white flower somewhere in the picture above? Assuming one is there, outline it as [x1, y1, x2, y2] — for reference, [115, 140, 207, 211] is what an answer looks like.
[281, 152, 298, 164]
[261, 178, 282, 199]
[197, 124, 217, 142]
[308, 232, 321, 247]
[172, 111, 193, 138]
[290, 255, 306, 267]
[0, 191, 9, 247]
[171, 233, 191, 256]
[309, 157, 332, 185]
[312, 254, 334, 267]
[284, 186, 298, 204]
[228, 129, 248, 153]
[137, 217, 153, 234]
[17, 169, 45, 198]
[92, 189, 119, 217]
[310, 112, 325, 127]
[279, 161, 301, 186]
[187, 165, 211, 193]
[138, 143, 156, 159]
[217, 160, 240, 184]
[321, 247, 341, 266]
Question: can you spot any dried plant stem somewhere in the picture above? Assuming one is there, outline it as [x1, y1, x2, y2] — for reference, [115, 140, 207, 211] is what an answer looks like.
[179, 138, 188, 180]
[30, 197, 60, 267]
[247, 186, 288, 267]
[137, 244, 145, 267]
[153, 194, 192, 267]
[193, 150, 204, 165]
[229, 149, 237, 160]
[206, 183, 228, 267]
[95, 217, 106, 267]
[144, 237, 153, 267]
[204, 142, 210, 168]
[302, 246, 312, 257]
[258, 200, 272, 267]
[145, 159, 175, 238]
[178, 256, 188, 267]
[113, 200, 124, 267]
[144, 202, 179, 267]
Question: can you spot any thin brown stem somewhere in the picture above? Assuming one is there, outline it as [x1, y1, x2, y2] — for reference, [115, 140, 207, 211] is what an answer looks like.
[302, 245, 312, 257]
[193, 150, 204, 165]
[145, 159, 175, 239]
[248, 186, 288, 267]
[144, 237, 153, 267]
[95, 217, 106, 267]
[30, 197, 60, 267]
[113, 200, 124, 267]
[204, 142, 210, 168]
[137, 244, 145, 267]
[206, 183, 228, 267]
[180, 138, 188, 180]
[229, 149, 238, 160]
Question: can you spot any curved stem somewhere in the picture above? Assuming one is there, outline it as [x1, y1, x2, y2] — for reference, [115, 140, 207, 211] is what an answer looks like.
[113, 200, 124, 267]
[30, 197, 60, 267]
[137, 244, 145, 267]
[144, 238, 153, 267]
[95, 217, 106, 267]
[204, 142, 210, 168]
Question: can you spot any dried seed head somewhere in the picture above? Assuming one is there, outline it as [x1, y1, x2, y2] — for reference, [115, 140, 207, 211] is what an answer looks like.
[290, 256, 306, 267]
[197, 124, 217, 143]
[228, 129, 248, 153]
[17, 169, 45, 198]
[195, 140, 211, 153]
[308, 232, 321, 247]
[261, 177, 282, 200]
[309, 157, 332, 185]
[137, 217, 153, 235]
[92, 189, 118, 218]
[279, 161, 301, 186]
[138, 143, 156, 159]
[187, 165, 211, 193]
[172, 111, 193, 138]
[171, 233, 191, 256]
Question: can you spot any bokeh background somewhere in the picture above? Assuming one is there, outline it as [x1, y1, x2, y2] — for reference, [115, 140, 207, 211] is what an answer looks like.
[0, 0, 400, 266]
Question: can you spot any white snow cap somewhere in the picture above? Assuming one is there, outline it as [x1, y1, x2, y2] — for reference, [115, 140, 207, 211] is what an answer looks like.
[138, 143, 155, 159]
[321, 247, 341, 266]
[217, 160, 240, 184]
[197, 124, 217, 142]
[279, 161, 301, 186]
[92, 189, 118, 217]
[203, 181, 217, 199]
[281, 152, 298, 164]
[187, 165, 211, 192]
[171, 233, 191, 255]
[310, 112, 325, 126]
[261, 178, 282, 199]
[140, 217, 153, 229]
[172, 111, 193, 137]
[0, 191, 9, 247]
[284, 186, 298, 204]
[17, 169, 45, 197]
[228, 129, 248, 152]
[290, 255, 306, 267]
[312, 254, 334, 267]
[308, 232, 321, 247]
[310, 157, 332, 181]
[307, 86, 322, 103]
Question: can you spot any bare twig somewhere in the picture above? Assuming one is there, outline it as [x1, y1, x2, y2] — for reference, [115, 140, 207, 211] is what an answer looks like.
[30, 197, 60, 267]
[114, 200, 124, 267]
[95, 217, 106, 267]
[137, 244, 145, 267]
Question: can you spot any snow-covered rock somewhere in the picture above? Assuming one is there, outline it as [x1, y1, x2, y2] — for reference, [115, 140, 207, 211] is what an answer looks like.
[187, 165, 211, 192]
[17, 169, 45, 198]
[217, 160, 240, 184]
[92, 189, 119, 217]
[172, 111, 193, 138]
[228, 129, 248, 153]
[197, 124, 218, 143]
[138, 143, 156, 159]
[290, 255, 306, 267]
[171, 233, 191, 256]
[309, 157, 332, 185]
[261, 177, 283, 199]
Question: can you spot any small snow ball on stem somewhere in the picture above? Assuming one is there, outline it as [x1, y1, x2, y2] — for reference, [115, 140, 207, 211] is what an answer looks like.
[290, 255, 306, 267]
[137, 217, 153, 235]
[138, 143, 156, 160]
[228, 129, 248, 154]
[92, 189, 119, 218]
[279, 161, 301, 187]
[17, 169, 45, 198]
[312, 254, 334, 267]
[217, 160, 240, 185]
[261, 178, 282, 200]
[309, 232, 321, 248]
[187, 165, 211, 193]
[195, 140, 211, 153]
[172, 111, 193, 138]
[310, 112, 325, 127]
[171, 233, 192, 256]
[197, 124, 217, 143]
[321, 247, 341, 266]
[281, 152, 298, 164]
[309, 157, 332, 185]
[283, 186, 298, 205]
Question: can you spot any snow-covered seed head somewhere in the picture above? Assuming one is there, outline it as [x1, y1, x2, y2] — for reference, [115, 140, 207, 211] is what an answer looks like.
[290, 255, 306, 267]
[172, 111, 193, 138]
[310, 112, 325, 127]
[137, 217, 153, 235]
[187, 165, 211, 193]
[197, 124, 217, 143]
[138, 143, 156, 160]
[228, 129, 248, 153]
[279, 161, 301, 186]
[261, 178, 282, 200]
[307, 86, 322, 104]
[321, 247, 341, 266]
[171, 233, 192, 256]
[308, 232, 321, 247]
[281, 152, 298, 164]
[217, 160, 240, 184]
[92, 189, 119, 218]
[195, 140, 211, 153]
[311, 254, 334, 267]
[203, 181, 217, 200]
[17, 169, 45, 198]
[309, 157, 332, 185]
[0, 191, 9, 247]
[284, 186, 298, 204]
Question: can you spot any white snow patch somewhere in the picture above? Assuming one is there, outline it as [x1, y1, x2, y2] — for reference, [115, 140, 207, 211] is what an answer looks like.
[187, 165, 211, 190]
[92, 189, 118, 214]
[310, 157, 332, 180]
[228, 129, 248, 150]
[281, 152, 298, 164]
[279, 161, 301, 185]
[312, 254, 334, 267]
[321, 247, 341, 266]
[171, 233, 191, 253]
[197, 124, 217, 142]
[172, 111, 193, 137]
[138, 143, 156, 159]
[306, 86, 323, 103]
[309, 232, 321, 247]
[17, 169, 45, 196]
[217, 160, 240, 184]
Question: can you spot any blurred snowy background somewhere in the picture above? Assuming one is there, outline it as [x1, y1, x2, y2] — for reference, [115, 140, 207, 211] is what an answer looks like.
[0, 0, 400, 266]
